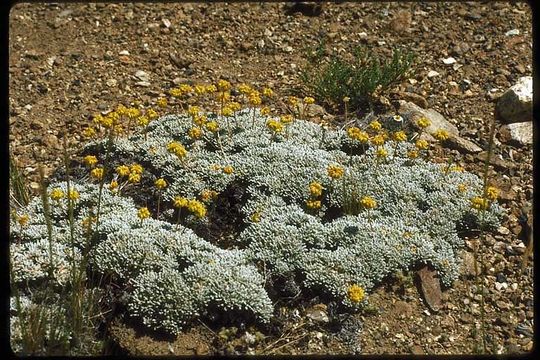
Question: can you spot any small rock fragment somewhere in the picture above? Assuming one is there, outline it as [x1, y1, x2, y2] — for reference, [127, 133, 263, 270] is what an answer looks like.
[134, 70, 150, 82]
[442, 57, 456, 65]
[498, 122, 533, 146]
[416, 266, 443, 313]
[505, 29, 520, 36]
[427, 70, 440, 78]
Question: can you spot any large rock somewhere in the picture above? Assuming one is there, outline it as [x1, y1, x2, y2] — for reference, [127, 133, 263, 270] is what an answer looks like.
[397, 100, 482, 153]
[496, 76, 532, 124]
[499, 122, 533, 146]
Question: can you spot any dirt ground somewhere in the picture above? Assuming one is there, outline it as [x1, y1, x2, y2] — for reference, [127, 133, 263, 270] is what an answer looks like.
[9, 1, 533, 355]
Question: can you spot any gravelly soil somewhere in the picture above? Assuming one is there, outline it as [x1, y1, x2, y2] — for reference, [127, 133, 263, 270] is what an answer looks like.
[9, 1, 533, 355]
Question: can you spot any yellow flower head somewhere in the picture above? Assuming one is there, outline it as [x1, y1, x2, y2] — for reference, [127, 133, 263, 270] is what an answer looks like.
[415, 139, 429, 150]
[68, 189, 80, 201]
[392, 130, 407, 142]
[173, 196, 189, 208]
[229, 101, 242, 112]
[260, 106, 271, 116]
[267, 119, 284, 133]
[376, 148, 388, 158]
[167, 141, 188, 158]
[288, 96, 299, 107]
[82, 127, 96, 138]
[221, 106, 234, 117]
[146, 108, 159, 120]
[309, 181, 323, 197]
[280, 115, 294, 124]
[200, 189, 218, 202]
[90, 167, 104, 181]
[470, 196, 489, 210]
[371, 134, 385, 147]
[179, 84, 193, 94]
[195, 84, 207, 95]
[486, 186, 499, 201]
[50, 188, 65, 201]
[99, 116, 113, 129]
[369, 120, 382, 131]
[193, 115, 207, 127]
[116, 165, 130, 177]
[347, 127, 369, 143]
[155, 178, 167, 190]
[416, 117, 431, 129]
[169, 88, 183, 98]
[130, 163, 143, 175]
[303, 96, 315, 104]
[407, 150, 419, 159]
[83, 155, 98, 168]
[138, 116, 149, 127]
[347, 284, 365, 303]
[306, 199, 322, 210]
[223, 165, 234, 175]
[457, 184, 467, 193]
[116, 104, 128, 116]
[449, 165, 464, 172]
[217, 79, 231, 92]
[217, 91, 231, 102]
[327, 164, 344, 179]
[205, 84, 217, 93]
[156, 97, 168, 108]
[188, 106, 200, 117]
[248, 92, 262, 106]
[126, 108, 141, 119]
[188, 127, 203, 139]
[360, 196, 377, 209]
[250, 211, 262, 223]
[262, 87, 274, 97]
[205, 121, 219, 133]
[93, 114, 104, 125]
[17, 214, 30, 227]
[187, 199, 207, 218]
[434, 129, 449, 141]
[138, 207, 151, 220]
[109, 180, 118, 191]
[238, 83, 253, 94]
[128, 172, 141, 184]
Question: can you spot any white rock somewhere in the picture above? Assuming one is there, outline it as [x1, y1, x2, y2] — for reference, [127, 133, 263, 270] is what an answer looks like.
[495, 282, 508, 291]
[162, 18, 171, 28]
[442, 57, 456, 65]
[497, 76, 532, 123]
[427, 70, 440, 78]
[119, 50, 130, 56]
[499, 122, 533, 146]
[359, 31, 368, 37]
[134, 70, 150, 82]
[505, 29, 520, 36]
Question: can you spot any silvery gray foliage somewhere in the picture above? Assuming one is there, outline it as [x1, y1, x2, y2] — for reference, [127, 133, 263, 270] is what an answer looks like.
[11, 107, 503, 334]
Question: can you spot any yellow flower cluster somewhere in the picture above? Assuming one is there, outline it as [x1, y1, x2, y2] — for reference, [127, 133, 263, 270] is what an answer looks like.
[217, 79, 231, 92]
[347, 284, 365, 303]
[267, 119, 284, 133]
[167, 141, 188, 159]
[327, 164, 344, 179]
[68, 189, 80, 201]
[370, 134, 385, 147]
[360, 196, 377, 209]
[154, 178, 167, 190]
[116, 165, 130, 177]
[138, 207, 151, 220]
[415, 139, 429, 150]
[303, 96, 315, 104]
[174, 196, 207, 219]
[17, 213, 30, 227]
[470, 196, 489, 211]
[248, 91, 262, 106]
[205, 121, 219, 133]
[188, 127, 203, 139]
[486, 186, 499, 201]
[434, 129, 449, 141]
[83, 155, 98, 168]
[200, 189, 218, 202]
[280, 115, 294, 124]
[262, 87, 273, 97]
[50, 188, 65, 201]
[309, 181, 323, 197]
[368, 120, 382, 131]
[223, 165, 234, 175]
[90, 167, 104, 181]
[347, 127, 369, 143]
[392, 131, 407, 142]
[457, 184, 467, 193]
[376, 148, 388, 158]
[416, 117, 431, 129]
[306, 199, 322, 210]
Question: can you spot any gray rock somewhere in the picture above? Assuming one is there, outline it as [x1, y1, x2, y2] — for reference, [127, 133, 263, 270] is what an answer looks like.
[498, 122, 533, 146]
[398, 100, 482, 153]
[496, 76, 532, 124]
[134, 70, 150, 83]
